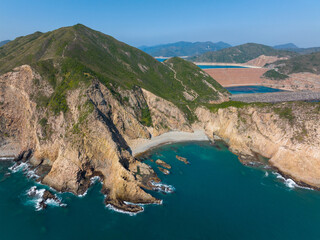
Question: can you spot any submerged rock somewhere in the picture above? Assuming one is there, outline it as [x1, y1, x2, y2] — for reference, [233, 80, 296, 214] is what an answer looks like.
[176, 155, 189, 164]
[155, 159, 171, 169]
[158, 167, 170, 175]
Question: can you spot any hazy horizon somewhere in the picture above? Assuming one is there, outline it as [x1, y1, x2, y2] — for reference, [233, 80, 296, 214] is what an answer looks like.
[1, 0, 320, 48]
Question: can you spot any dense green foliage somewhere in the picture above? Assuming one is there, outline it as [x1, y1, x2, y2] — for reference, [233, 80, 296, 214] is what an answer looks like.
[273, 107, 295, 123]
[268, 52, 320, 75]
[262, 69, 289, 80]
[188, 43, 297, 63]
[139, 41, 231, 57]
[140, 107, 152, 127]
[0, 24, 228, 120]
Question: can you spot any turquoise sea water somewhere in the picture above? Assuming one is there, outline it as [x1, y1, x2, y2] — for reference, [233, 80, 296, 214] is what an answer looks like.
[226, 85, 285, 95]
[1, 141, 320, 240]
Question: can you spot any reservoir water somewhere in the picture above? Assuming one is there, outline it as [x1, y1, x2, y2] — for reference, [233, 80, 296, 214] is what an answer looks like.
[226, 85, 285, 95]
[0, 141, 319, 240]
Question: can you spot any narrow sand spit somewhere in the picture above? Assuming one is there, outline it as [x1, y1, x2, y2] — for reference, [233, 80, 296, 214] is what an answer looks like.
[130, 130, 209, 156]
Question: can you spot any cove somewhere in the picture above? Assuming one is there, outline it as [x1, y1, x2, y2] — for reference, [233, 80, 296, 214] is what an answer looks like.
[0, 141, 320, 240]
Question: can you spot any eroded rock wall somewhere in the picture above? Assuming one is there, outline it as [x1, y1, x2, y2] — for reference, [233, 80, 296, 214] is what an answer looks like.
[196, 105, 320, 188]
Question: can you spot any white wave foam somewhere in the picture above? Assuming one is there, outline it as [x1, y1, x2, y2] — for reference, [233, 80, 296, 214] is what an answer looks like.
[78, 190, 88, 198]
[0, 157, 15, 161]
[150, 181, 175, 193]
[26, 186, 66, 210]
[105, 204, 143, 216]
[90, 176, 101, 184]
[26, 186, 46, 211]
[273, 172, 313, 190]
[9, 162, 28, 173]
[26, 169, 39, 179]
[44, 198, 67, 208]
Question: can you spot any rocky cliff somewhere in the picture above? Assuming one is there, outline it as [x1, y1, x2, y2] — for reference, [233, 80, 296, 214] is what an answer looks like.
[1, 24, 319, 213]
[195, 102, 320, 188]
[0, 59, 227, 212]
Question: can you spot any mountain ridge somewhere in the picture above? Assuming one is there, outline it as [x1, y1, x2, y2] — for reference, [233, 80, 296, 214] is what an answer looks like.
[0, 24, 229, 213]
[188, 43, 297, 63]
[139, 41, 231, 57]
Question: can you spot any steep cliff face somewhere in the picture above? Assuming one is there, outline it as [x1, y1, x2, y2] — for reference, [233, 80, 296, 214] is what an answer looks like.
[0, 63, 203, 212]
[0, 65, 166, 212]
[3, 24, 320, 214]
[196, 103, 320, 188]
[0, 24, 230, 213]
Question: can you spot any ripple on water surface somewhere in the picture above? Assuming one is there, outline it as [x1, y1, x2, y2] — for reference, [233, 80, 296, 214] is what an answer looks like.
[0, 142, 320, 240]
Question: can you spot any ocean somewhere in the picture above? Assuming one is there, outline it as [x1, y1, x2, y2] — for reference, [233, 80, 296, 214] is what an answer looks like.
[0, 141, 319, 240]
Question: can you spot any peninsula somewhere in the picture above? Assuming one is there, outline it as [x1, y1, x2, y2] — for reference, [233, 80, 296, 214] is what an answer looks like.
[1, 24, 320, 213]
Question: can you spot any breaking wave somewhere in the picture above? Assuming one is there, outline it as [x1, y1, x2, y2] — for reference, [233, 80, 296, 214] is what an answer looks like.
[273, 172, 313, 190]
[150, 181, 175, 193]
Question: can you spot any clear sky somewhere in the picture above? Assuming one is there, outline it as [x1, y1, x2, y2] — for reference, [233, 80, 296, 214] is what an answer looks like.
[1, 0, 320, 47]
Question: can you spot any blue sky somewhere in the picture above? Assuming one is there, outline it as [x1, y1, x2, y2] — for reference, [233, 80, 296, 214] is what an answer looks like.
[1, 0, 320, 47]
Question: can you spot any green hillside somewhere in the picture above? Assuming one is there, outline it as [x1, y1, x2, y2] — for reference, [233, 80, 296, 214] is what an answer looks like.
[188, 43, 297, 63]
[268, 52, 320, 75]
[139, 41, 231, 57]
[0, 24, 228, 120]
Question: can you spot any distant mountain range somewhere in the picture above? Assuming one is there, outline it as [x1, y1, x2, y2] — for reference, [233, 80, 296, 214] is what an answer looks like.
[139, 41, 231, 57]
[273, 43, 320, 54]
[273, 43, 299, 50]
[0, 40, 10, 47]
[188, 43, 297, 63]
[267, 51, 320, 75]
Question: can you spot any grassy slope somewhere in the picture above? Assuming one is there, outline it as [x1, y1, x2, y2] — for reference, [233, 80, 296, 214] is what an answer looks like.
[0, 24, 227, 121]
[268, 52, 320, 75]
[262, 69, 289, 80]
[165, 57, 228, 102]
[188, 43, 297, 63]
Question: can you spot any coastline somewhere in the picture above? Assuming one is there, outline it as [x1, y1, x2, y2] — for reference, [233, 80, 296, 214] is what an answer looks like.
[193, 62, 261, 69]
[129, 130, 209, 156]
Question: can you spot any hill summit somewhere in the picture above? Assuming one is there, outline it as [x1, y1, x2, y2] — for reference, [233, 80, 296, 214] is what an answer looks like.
[0, 24, 229, 212]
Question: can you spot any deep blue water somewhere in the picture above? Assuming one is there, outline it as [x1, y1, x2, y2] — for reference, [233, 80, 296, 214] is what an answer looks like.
[1, 141, 320, 240]
[226, 85, 285, 95]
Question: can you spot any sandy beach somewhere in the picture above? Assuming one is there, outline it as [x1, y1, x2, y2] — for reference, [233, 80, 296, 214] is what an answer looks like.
[129, 130, 209, 156]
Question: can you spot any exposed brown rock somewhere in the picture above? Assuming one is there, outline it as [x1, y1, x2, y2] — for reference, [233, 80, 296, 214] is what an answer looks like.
[196, 103, 320, 189]
[176, 155, 189, 164]
[155, 159, 171, 169]
[245, 55, 288, 67]
[158, 167, 170, 175]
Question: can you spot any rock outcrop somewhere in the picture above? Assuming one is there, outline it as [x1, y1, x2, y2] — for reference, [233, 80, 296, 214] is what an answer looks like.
[196, 103, 320, 188]
[0, 65, 187, 212]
